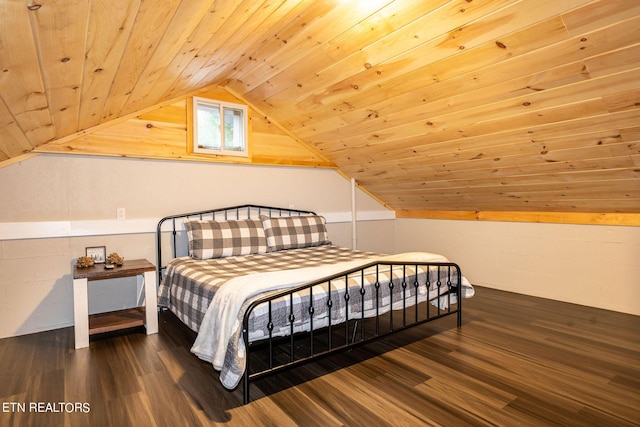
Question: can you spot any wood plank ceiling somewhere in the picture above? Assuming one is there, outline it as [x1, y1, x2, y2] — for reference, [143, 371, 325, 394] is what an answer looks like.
[1, 0, 639, 216]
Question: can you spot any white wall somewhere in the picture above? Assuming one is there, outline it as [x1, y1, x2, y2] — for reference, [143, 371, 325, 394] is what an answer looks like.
[395, 218, 640, 316]
[0, 155, 393, 338]
[4, 154, 636, 339]
[0, 155, 387, 222]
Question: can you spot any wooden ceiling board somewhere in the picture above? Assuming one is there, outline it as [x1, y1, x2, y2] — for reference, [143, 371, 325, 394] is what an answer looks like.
[99, 0, 183, 123]
[291, 13, 640, 143]
[354, 130, 631, 175]
[29, 0, 89, 137]
[1, 0, 639, 221]
[0, 98, 33, 159]
[226, 0, 398, 96]
[371, 168, 640, 193]
[0, 1, 53, 148]
[359, 138, 640, 178]
[270, 0, 589, 128]
[119, 0, 217, 117]
[227, 0, 470, 100]
[257, 0, 529, 125]
[128, 0, 242, 110]
[163, 0, 278, 97]
[561, 0, 640, 36]
[378, 69, 634, 150]
[183, 0, 314, 92]
[79, 0, 142, 131]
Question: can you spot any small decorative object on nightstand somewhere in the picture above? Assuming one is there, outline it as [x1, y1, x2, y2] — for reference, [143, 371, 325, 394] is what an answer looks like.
[75, 256, 95, 268]
[105, 252, 124, 268]
[72, 258, 158, 349]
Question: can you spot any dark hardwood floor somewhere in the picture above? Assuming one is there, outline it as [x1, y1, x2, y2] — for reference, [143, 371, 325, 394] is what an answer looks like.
[1, 286, 638, 426]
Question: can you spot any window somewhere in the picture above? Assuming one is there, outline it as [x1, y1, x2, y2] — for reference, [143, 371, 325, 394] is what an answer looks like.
[191, 97, 248, 157]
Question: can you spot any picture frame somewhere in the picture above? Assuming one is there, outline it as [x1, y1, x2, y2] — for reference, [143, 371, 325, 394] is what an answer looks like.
[86, 246, 106, 264]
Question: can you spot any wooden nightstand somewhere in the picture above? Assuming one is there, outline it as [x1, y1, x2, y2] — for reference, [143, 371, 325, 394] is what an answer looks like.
[72, 258, 158, 349]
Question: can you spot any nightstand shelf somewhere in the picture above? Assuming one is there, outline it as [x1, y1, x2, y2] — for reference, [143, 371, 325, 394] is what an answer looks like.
[89, 307, 145, 335]
[73, 258, 158, 349]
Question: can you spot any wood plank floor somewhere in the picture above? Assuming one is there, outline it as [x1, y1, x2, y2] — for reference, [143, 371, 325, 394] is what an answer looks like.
[1, 286, 638, 426]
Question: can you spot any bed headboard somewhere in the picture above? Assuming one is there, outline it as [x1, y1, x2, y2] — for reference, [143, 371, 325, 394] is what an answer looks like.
[155, 204, 316, 284]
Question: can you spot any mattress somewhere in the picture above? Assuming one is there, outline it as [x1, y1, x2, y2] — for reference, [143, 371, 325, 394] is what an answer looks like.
[158, 244, 378, 332]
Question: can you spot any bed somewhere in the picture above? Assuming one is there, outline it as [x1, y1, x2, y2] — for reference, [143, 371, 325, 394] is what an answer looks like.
[156, 205, 474, 404]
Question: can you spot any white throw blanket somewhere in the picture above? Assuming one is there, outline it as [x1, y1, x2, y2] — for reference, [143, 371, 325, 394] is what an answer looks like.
[190, 252, 473, 388]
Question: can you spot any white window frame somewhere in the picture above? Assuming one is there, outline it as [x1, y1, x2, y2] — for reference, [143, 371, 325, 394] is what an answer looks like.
[191, 96, 248, 157]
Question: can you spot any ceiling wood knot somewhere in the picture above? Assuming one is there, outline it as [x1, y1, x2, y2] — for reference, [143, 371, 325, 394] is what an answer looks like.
[27, 4, 41, 10]
[495, 41, 507, 49]
[61, 58, 71, 63]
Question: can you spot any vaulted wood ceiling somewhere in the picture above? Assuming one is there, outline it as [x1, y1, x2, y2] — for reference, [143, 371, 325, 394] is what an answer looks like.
[1, 0, 639, 218]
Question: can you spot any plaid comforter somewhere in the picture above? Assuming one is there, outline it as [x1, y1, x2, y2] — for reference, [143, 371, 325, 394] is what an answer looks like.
[158, 244, 377, 332]
[158, 245, 473, 389]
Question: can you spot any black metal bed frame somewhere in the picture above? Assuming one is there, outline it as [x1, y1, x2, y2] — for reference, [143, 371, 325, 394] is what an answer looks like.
[156, 205, 462, 404]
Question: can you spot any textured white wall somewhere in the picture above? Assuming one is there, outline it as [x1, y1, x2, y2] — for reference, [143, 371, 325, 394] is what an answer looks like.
[0, 155, 392, 338]
[395, 218, 640, 316]
[0, 155, 387, 222]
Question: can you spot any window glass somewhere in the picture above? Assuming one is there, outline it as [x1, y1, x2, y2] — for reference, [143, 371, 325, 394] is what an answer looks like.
[192, 97, 248, 157]
[197, 103, 221, 150]
[223, 107, 244, 151]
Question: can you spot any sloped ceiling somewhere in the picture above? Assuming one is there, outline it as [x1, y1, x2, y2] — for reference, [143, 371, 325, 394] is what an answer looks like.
[1, 0, 639, 217]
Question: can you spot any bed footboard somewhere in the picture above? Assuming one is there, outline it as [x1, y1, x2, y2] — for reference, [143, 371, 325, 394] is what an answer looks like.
[241, 260, 462, 404]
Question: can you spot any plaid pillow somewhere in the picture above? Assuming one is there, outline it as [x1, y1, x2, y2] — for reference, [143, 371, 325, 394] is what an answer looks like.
[260, 215, 330, 251]
[184, 219, 267, 259]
